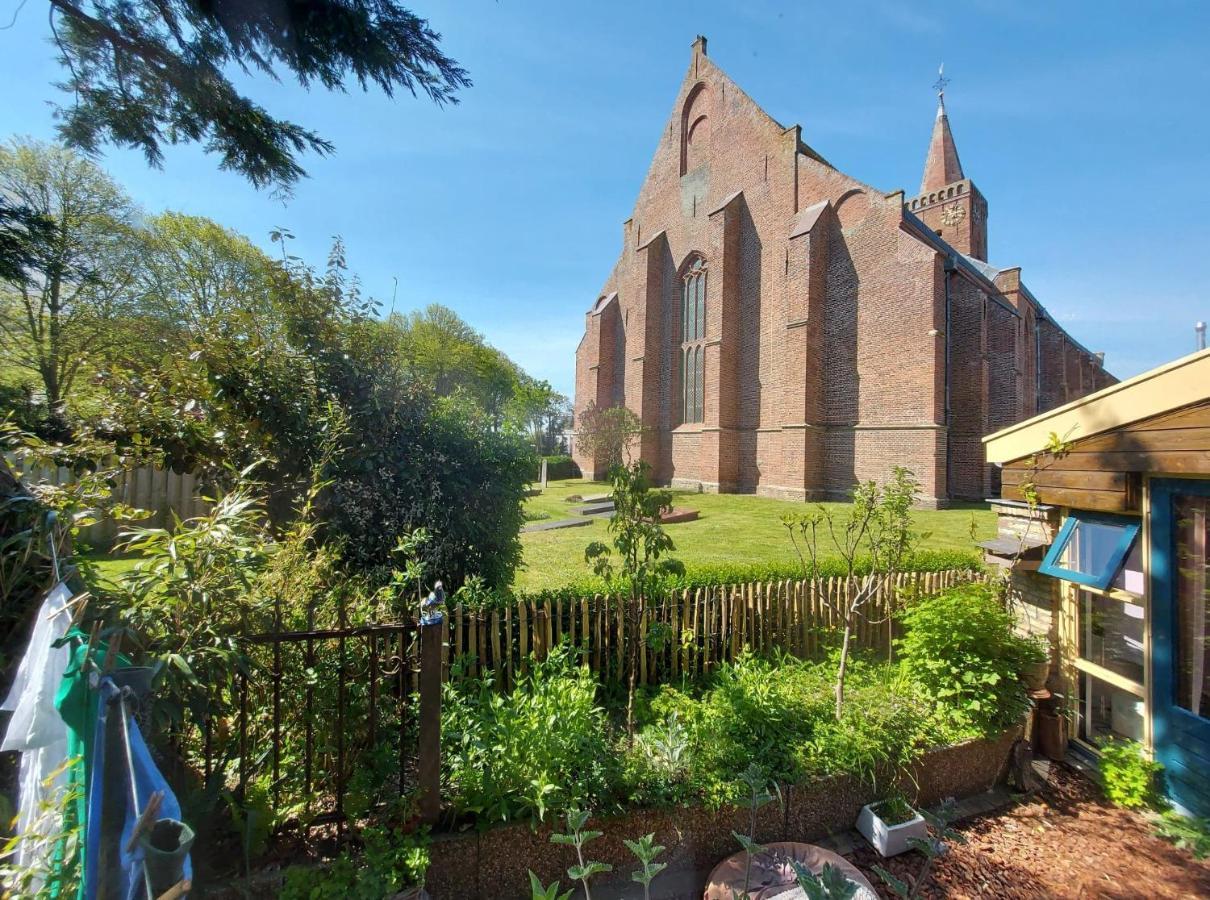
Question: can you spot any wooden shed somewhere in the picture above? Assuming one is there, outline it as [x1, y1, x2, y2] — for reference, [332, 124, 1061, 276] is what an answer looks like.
[984, 347, 1210, 817]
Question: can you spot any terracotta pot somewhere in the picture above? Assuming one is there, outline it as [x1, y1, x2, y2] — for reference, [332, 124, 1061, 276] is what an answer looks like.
[1021, 659, 1050, 693]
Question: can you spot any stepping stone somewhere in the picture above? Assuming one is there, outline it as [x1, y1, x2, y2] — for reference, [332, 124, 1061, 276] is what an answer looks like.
[522, 517, 596, 533]
[574, 502, 615, 516]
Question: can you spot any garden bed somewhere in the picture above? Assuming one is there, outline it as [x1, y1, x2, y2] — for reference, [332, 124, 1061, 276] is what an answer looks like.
[425, 728, 1018, 899]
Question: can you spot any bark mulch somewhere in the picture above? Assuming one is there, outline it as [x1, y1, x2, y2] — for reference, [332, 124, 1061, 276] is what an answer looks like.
[846, 762, 1210, 899]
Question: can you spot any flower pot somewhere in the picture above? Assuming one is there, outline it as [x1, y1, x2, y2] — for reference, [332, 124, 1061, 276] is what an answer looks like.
[1021, 658, 1050, 692]
[856, 801, 928, 858]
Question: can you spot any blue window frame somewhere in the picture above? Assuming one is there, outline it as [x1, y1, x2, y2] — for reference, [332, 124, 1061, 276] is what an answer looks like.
[1038, 511, 1141, 590]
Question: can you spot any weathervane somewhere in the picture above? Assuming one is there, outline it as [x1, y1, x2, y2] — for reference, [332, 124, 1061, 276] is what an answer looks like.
[933, 63, 950, 100]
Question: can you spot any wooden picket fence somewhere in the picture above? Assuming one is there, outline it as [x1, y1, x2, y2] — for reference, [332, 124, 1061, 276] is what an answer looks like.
[2, 455, 208, 548]
[442, 568, 985, 688]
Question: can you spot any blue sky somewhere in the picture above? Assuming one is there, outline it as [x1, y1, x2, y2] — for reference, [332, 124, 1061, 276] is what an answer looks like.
[2, 1, 1208, 396]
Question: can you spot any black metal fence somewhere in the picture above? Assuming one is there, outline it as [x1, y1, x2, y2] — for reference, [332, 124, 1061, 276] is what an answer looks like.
[189, 616, 442, 830]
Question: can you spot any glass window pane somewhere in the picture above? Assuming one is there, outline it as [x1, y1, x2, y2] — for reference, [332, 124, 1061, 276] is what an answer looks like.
[682, 281, 690, 340]
[1039, 513, 1140, 589]
[1113, 537, 1145, 595]
[682, 348, 690, 422]
[696, 273, 706, 340]
[695, 347, 704, 422]
[1066, 520, 1130, 575]
[1079, 589, 1145, 685]
[1175, 494, 1210, 719]
[1079, 673, 1145, 743]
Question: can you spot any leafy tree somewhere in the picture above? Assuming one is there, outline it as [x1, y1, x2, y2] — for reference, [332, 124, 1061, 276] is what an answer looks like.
[40, 0, 471, 192]
[575, 401, 641, 471]
[585, 461, 683, 738]
[137, 211, 278, 340]
[507, 376, 568, 453]
[0, 199, 54, 285]
[0, 138, 143, 417]
[783, 466, 921, 719]
[392, 303, 523, 426]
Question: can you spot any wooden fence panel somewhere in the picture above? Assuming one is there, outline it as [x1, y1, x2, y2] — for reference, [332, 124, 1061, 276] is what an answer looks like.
[452, 569, 985, 687]
[3, 456, 210, 548]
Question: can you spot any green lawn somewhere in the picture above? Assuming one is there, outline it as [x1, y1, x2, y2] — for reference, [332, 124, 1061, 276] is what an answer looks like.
[516, 479, 995, 592]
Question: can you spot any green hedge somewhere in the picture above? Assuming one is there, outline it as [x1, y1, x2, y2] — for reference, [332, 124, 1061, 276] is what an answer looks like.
[541, 454, 580, 481]
[489, 548, 983, 609]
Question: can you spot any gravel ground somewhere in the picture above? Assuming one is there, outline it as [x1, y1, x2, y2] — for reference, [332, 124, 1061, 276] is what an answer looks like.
[847, 763, 1210, 899]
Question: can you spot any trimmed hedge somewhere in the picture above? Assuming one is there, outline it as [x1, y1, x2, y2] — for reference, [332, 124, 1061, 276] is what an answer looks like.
[492, 548, 984, 609]
[541, 454, 580, 481]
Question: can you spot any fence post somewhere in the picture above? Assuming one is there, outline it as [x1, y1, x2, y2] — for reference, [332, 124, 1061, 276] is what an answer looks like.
[418, 615, 443, 825]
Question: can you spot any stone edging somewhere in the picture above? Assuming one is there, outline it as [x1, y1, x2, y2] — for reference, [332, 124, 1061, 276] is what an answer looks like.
[426, 728, 1019, 899]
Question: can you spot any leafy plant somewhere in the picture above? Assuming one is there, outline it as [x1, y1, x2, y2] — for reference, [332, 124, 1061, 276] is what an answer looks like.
[730, 762, 783, 896]
[528, 871, 574, 900]
[896, 582, 1037, 733]
[550, 808, 612, 900]
[624, 832, 667, 900]
[783, 466, 921, 718]
[279, 825, 429, 900]
[1097, 738, 1165, 810]
[585, 460, 684, 738]
[875, 793, 917, 827]
[441, 644, 615, 823]
[790, 861, 859, 900]
[1153, 809, 1210, 859]
[872, 805, 965, 899]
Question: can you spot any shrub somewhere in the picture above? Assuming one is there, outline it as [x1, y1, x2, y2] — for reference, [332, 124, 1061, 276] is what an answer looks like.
[441, 644, 617, 823]
[895, 583, 1036, 733]
[279, 826, 428, 899]
[625, 652, 941, 807]
[1098, 738, 1165, 810]
[543, 454, 580, 480]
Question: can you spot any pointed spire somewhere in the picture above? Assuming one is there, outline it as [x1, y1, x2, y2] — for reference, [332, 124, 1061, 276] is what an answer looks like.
[920, 63, 964, 194]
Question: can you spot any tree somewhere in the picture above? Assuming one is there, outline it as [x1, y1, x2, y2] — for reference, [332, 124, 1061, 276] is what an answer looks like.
[41, 0, 470, 192]
[391, 303, 524, 427]
[137, 211, 279, 341]
[575, 402, 642, 470]
[0, 199, 54, 285]
[783, 466, 921, 719]
[506, 376, 567, 454]
[0, 138, 143, 417]
[585, 461, 683, 738]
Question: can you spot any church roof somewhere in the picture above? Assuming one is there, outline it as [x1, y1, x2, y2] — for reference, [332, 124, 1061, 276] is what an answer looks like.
[920, 97, 964, 193]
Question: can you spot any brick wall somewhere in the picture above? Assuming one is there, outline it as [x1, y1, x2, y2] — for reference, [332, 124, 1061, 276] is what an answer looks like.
[572, 38, 1112, 501]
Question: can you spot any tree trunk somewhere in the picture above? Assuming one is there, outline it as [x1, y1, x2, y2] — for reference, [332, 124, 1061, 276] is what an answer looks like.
[834, 620, 852, 720]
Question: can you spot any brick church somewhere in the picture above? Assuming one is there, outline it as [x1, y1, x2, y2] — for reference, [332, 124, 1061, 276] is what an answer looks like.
[573, 37, 1113, 504]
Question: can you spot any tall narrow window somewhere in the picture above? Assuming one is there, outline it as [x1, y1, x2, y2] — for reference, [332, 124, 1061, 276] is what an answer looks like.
[680, 257, 707, 423]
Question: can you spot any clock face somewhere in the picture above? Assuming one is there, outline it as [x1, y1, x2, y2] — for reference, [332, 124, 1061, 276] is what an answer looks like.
[942, 202, 966, 227]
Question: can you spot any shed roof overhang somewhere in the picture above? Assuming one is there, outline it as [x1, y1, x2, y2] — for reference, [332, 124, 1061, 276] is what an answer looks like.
[984, 347, 1210, 465]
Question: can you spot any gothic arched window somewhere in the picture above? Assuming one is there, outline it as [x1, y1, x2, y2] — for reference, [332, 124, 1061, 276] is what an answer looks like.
[680, 256, 707, 423]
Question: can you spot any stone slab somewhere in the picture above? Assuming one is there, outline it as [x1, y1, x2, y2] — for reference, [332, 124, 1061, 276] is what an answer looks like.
[521, 517, 595, 533]
[574, 502, 616, 516]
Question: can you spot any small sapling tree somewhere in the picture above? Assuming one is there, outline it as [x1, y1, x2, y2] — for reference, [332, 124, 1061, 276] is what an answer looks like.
[585, 460, 683, 738]
[783, 466, 921, 719]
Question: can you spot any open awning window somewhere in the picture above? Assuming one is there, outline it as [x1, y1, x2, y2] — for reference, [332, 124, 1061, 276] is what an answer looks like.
[1038, 512, 1141, 590]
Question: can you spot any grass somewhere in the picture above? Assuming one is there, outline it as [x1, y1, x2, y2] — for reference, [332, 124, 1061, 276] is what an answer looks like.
[515, 479, 996, 592]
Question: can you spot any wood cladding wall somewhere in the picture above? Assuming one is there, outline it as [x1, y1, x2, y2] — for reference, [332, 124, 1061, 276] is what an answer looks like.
[1000, 400, 1210, 513]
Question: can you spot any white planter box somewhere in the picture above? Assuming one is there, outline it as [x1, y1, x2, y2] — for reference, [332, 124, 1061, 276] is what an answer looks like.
[856, 802, 928, 858]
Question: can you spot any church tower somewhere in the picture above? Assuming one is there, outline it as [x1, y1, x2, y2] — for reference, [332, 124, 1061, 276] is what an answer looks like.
[905, 73, 988, 261]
